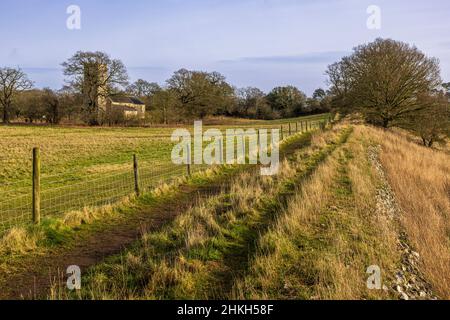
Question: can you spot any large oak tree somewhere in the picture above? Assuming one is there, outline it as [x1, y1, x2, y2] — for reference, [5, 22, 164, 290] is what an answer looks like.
[327, 38, 441, 127]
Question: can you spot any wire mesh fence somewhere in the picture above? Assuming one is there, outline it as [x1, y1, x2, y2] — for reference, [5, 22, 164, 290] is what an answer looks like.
[0, 120, 328, 237]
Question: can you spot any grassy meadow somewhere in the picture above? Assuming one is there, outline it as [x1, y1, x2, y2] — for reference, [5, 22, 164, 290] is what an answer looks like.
[0, 114, 328, 234]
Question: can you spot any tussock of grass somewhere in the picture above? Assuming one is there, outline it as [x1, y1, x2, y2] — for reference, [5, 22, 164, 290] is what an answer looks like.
[62, 200, 131, 227]
[0, 227, 44, 255]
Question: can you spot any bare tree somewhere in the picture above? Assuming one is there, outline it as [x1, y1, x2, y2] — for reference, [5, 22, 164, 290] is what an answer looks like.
[127, 79, 160, 98]
[235, 87, 269, 119]
[151, 89, 178, 124]
[0, 67, 33, 123]
[41, 88, 61, 124]
[325, 57, 354, 114]
[58, 86, 82, 122]
[327, 39, 441, 127]
[266, 86, 307, 118]
[62, 51, 129, 125]
[167, 69, 234, 119]
[312, 88, 326, 100]
[15, 89, 45, 123]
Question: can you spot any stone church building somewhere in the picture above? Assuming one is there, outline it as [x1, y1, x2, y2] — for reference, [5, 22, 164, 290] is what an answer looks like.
[84, 62, 146, 120]
[103, 95, 146, 119]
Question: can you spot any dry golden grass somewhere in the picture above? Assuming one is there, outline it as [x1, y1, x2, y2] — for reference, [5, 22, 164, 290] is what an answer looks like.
[61, 197, 133, 227]
[363, 126, 450, 299]
[0, 228, 40, 255]
[233, 153, 343, 299]
[234, 126, 399, 300]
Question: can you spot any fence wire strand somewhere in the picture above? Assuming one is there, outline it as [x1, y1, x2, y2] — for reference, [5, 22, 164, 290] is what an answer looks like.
[0, 121, 326, 236]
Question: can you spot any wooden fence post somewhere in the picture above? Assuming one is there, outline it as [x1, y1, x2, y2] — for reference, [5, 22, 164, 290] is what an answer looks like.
[289, 123, 292, 136]
[296, 122, 298, 133]
[280, 125, 284, 140]
[133, 154, 140, 196]
[32, 147, 40, 225]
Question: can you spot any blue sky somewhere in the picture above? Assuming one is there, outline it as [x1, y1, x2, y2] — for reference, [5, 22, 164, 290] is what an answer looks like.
[1, 0, 449, 95]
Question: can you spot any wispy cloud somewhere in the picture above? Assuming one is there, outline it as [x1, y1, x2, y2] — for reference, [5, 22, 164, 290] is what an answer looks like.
[218, 51, 349, 65]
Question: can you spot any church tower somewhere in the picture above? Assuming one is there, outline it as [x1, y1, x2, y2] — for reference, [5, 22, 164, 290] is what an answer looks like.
[83, 62, 108, 115]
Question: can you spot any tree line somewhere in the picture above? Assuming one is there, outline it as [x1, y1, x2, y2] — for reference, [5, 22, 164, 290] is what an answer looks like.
[2, 38, 448, 147]
[0, 52, 330, 126]
[326, 38, 450, 147]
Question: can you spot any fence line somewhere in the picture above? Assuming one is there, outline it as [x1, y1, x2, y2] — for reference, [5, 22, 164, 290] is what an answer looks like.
[0, 119, 331, 236]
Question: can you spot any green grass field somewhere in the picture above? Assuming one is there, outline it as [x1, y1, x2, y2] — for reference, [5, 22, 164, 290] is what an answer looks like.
[0, 114, 328, 234]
